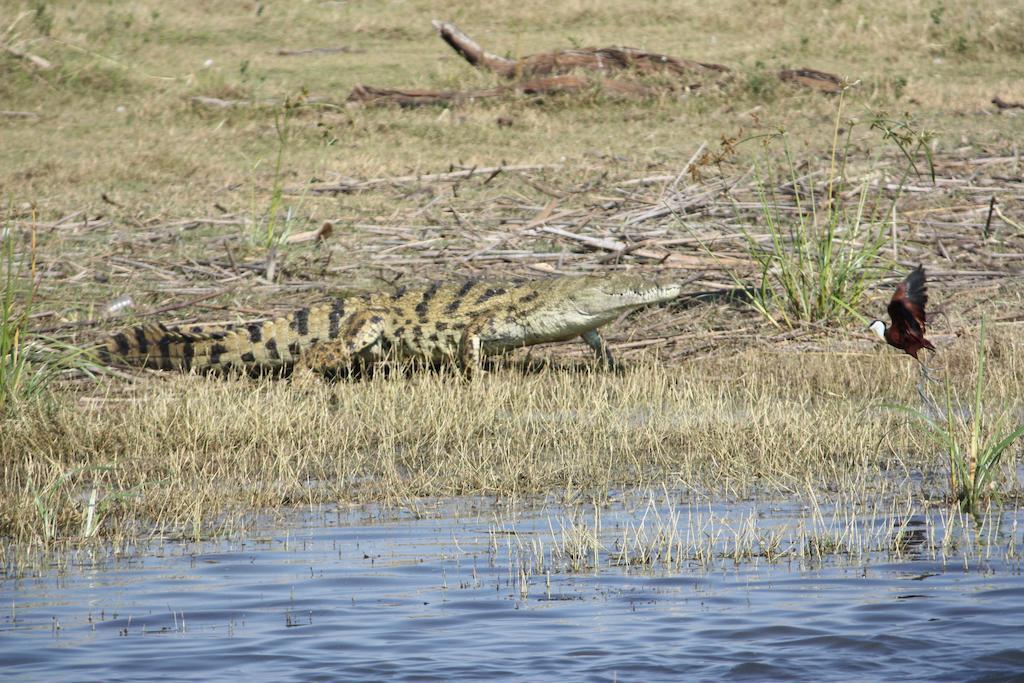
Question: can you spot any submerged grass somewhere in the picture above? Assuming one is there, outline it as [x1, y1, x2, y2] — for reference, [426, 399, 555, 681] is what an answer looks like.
[495, 489, 1021, 588]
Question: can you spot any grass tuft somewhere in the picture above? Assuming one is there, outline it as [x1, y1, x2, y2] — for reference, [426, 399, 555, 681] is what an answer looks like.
[696, 91, 888, 328]
[739, 164, 884, 328]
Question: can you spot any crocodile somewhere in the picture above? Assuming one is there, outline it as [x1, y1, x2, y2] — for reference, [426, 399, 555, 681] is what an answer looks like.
[98, 274, 682, 377]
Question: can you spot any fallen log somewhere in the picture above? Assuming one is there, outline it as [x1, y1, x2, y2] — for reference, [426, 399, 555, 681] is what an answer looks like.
[992, 96, 1024, 110]
[432, 20, 731, 83]
[347, 75, 677, 107]
[517, 74, 666, 97]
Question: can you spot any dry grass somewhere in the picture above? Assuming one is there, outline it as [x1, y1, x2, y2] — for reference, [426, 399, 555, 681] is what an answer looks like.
[1, 328, 1021, 559]
[2, 0, 1022, 215]
[1, 1, 1023, 561]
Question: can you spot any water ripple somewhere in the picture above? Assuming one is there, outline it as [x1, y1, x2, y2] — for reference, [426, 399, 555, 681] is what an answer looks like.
[2, 501, 1023, 682]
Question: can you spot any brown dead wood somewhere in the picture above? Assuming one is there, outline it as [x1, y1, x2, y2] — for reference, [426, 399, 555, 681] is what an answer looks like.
[284, 221, 333, 244]
[347, 83, 505, 107]
[348, 21, 847, 107]
[275, 46, 354, 56]
[432, 20, 731, 82]
[2, 42, 53, 70]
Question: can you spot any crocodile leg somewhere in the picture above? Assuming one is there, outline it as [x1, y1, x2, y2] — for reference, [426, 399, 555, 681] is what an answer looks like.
[581, 329, 619, 370]
[458, 312, 528, 378]
[297, 307, 388, 376]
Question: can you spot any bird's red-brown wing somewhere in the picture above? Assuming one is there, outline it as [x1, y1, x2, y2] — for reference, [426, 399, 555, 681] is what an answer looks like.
[887, 265, 928, 337]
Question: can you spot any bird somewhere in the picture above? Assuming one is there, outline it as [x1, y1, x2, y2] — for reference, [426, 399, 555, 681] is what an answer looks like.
[869, 265, 936, 360]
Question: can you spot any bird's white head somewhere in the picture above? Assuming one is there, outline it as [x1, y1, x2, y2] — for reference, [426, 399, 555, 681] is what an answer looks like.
[868, 319, 887, 340]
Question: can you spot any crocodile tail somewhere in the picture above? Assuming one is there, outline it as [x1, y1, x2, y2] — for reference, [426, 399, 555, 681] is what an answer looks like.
[98, 299, 349, 371]
[98, 323, 229, 371]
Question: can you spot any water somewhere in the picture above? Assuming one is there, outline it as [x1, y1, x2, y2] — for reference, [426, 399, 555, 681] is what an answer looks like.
[3, 498, 1023, 682]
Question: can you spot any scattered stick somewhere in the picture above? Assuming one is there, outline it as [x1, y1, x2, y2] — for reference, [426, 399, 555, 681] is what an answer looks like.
[0, 110, 39, 119]
[347, 75, 667, 108]
[293, 164, 557, 194]
[35, 289, 233, 334]
[347, 83, 503, 108]
[284, 221, 333, 244]
[538, 225, 742, 267]
[2, 43, 53, 70]
[276, 46, 353, 56]
[994, 204, 1024, 236]
[983, 196, 996, 239]
[143, 289, 235, 317]
[190, 96, 271, 109]
[992, 96, 1024, 110]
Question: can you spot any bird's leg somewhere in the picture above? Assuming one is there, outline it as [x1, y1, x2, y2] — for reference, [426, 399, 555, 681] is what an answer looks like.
[916, 352, 941, 384]
[916, 373, 940, 420]
[915, 356, 946, 421]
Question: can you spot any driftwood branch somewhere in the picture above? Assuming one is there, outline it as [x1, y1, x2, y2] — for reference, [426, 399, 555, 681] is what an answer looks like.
[992, 96, 1024, 110]
[432, 20, 730, 82]
[431, 20, 516, 75]
[292, 164, 557, 195]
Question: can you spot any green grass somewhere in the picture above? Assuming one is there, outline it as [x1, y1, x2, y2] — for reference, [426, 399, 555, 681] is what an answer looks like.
[689, 90, 946, 329]
[739, 162, 885, 328]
